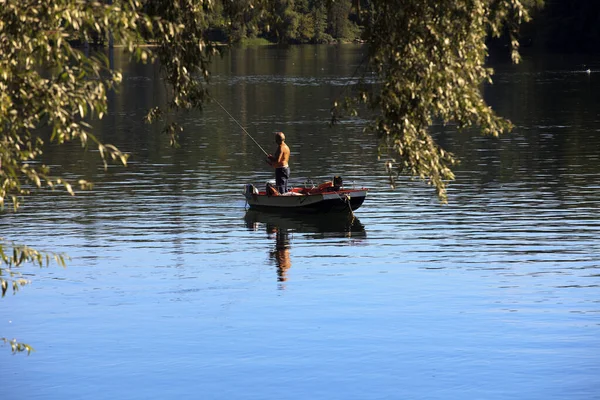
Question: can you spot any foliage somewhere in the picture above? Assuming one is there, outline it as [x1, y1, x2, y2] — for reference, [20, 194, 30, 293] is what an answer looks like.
[332, 0, 537, 201]
[0, 237, 67, 353]
[0, 0, 142, 211]
[0, 0, 219, 354]
[1, 338, 34, 355]
[261, 0, 302, 43]
[326, 0, 354, 40]
[203, 0, 359, 44]
[142, 0, 221, 143]
[0, 0, 146, 352]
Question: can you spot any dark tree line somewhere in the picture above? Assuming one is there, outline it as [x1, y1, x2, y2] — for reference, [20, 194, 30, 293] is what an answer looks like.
[204, 0, 362, 44]
[203, 0, 600, 52]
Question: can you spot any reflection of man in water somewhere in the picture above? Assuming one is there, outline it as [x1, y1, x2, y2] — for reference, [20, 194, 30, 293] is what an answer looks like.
[268, 226, 291, 282]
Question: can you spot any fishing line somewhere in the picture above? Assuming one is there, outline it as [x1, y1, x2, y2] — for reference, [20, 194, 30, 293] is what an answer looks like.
[210, 96, 269, 157]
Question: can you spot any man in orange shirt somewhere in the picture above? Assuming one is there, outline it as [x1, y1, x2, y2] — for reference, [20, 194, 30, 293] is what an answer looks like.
[267, 131, 291, 194]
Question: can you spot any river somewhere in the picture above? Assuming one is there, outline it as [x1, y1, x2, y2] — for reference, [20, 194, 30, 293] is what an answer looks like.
[1, 45, 599, 399]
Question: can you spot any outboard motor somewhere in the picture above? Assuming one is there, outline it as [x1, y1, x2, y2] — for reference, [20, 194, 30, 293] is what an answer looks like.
[333, 176, 343, 191]
[244, 184, 258, 197]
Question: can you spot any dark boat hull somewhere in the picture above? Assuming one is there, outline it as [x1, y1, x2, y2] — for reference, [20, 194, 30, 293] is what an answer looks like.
[244, 189, 367, 214]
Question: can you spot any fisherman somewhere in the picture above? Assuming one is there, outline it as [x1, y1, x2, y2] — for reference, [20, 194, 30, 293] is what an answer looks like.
[266, 131, 291, 194]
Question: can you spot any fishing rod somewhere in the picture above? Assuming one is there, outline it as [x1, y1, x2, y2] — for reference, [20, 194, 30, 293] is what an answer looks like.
[210, 97, 270, 157]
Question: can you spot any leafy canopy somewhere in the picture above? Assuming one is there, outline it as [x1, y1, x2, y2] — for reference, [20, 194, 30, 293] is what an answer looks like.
[0, 0, 219, 353]
[332, 0, 538, 201]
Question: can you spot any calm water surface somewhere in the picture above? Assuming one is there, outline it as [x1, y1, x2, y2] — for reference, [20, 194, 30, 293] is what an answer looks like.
[1, 46, 600, 400]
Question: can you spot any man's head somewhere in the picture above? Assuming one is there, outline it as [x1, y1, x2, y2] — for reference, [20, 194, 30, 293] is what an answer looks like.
[275, 131, 285, 143]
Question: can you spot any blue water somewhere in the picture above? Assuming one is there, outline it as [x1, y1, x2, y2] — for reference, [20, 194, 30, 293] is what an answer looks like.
[1, 46, 600, 399]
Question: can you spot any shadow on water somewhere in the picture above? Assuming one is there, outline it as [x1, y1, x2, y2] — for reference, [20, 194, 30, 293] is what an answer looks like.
[243, 210, 366, 282]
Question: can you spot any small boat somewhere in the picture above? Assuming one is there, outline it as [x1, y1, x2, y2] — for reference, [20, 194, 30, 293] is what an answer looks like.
[243, 177, 368, 213]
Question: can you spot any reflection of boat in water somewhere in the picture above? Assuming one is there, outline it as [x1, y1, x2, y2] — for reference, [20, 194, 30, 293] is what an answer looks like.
[243, 178, 368, 213]
[243, 209, 366, 239]
[244, 209, 366, 286]
[244, 209, 366, 285]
